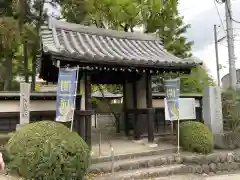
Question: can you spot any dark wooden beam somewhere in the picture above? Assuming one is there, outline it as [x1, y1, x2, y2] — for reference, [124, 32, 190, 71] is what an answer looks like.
[146, 72, 154, 143]
[84, 71, 92, 148]
[77, 74, 85, 140]
[123, 81, 129, 136]
[132, 80, 140, 140]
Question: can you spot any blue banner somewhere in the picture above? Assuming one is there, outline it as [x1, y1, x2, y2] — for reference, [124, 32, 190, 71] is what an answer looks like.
[56, 69, 78, 122]
[164, 78, 180, 121]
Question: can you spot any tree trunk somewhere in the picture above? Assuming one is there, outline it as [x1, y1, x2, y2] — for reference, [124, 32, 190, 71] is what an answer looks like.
[3, 53, 13, 91]
[23, 40, 28, 82]
[31, 3, 44, 91]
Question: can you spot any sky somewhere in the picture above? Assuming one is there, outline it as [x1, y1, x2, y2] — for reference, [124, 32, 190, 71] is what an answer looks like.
[178, 0, 240, 81]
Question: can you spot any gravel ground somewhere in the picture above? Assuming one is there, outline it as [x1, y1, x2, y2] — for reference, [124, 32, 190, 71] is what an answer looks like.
[154, 173, 240, 180]
[0, 174, 22, 180]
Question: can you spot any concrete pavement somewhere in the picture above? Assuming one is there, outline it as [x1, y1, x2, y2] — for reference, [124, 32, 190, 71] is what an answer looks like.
[155, 173, 240, 180]
[205, 174, 240, 180]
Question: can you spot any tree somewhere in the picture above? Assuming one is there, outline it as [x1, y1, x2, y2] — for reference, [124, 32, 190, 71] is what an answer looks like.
[0, 0, 63, 91]
[0, 17, 21, 90]
[144, 0, 193, 58]
[180, 66, 215, 93]
[61, 0, 88, 24]
[13, 0, 63, 90]
[62, 0, 142, 31]
[0, 0, 14, 16]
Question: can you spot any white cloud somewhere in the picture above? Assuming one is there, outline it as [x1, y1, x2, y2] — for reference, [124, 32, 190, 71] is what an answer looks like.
[179, 0, 215, 21]
[180, 0, 240, 82]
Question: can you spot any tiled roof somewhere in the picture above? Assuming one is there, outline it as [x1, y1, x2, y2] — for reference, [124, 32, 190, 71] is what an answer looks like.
[41, 17, 200, 68]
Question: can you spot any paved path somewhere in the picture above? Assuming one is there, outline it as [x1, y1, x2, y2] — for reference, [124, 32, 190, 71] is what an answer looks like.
[2, 173, 240, 180]
[205, 174, 240, 180]
[155, 173, 240, 180]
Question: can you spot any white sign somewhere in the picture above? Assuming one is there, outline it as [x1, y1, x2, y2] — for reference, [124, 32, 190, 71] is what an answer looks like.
[20, 83, 31, 125]
[164, 98, 196, 120]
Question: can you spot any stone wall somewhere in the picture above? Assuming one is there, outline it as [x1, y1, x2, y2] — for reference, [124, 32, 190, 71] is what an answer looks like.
[182, 151, 240, 174]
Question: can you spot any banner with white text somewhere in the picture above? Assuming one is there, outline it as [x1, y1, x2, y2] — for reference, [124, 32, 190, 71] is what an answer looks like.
[56, 69, 78, 122]
[164, 78, 180, 121]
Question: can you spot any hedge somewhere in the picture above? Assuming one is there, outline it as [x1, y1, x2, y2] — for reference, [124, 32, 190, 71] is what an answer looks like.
[6, 121, 90, 180]
[179, 121, 213, 154]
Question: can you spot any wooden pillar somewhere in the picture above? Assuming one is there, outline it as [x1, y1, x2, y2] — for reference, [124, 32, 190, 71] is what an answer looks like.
[123, 81, 129, 136]
[132, 80, 140, 140]
[78, 72, 85, 140]
[84, 71, 92, 148]
[146, 71, 154, 143]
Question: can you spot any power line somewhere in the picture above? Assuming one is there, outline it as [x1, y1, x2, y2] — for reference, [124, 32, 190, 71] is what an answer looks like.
[216, 0, 240, 23]
[213, 0, 226, 32]
[224, 0, 240, 23]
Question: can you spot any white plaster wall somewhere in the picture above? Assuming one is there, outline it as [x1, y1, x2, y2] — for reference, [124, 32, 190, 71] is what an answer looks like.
[0, 98, 201, 112]
[0, 100, 56, 112]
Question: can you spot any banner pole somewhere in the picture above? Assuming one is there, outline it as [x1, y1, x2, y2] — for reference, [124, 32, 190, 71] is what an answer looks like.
[177, 79, 180, 155]
[70, 66, 79, 132]
[171, 121, 174, 143]
[177, 112, 180, 155]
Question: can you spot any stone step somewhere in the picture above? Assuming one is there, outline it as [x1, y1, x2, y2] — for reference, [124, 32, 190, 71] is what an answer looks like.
[89, 154, 182, 174]
[91, 164, 188, 180]
[153, 174, 205, 180]
[91, 147, 179, 164]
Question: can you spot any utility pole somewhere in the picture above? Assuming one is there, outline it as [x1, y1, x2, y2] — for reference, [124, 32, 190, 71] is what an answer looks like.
[214, 25, 221, 86]
[224, 0, 237, 88]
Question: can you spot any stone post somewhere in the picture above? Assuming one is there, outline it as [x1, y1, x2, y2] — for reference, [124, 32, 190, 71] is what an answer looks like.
[17, 83, 31, 130]
[202, 86, 223, 134]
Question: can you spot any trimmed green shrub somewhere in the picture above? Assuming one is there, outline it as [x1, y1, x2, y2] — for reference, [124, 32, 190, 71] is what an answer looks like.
[179, 121, 213, 154]
[222, 88, 240, 131]
[6, 121, 90, 180]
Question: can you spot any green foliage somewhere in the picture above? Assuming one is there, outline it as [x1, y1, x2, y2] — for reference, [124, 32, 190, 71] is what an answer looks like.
[0, 17, 21, 90]
[0, 0, 14, 16]
[152, 66, 215, 94]
[179, 121, 214, 154]
[61, 0, 88, 24]
[92, 84, 122, 94]
[0, 17, 20, 53]
[222, 89, 240, 132]
[145, 0, 192, 58]
[0, 0, 63, 90]
[63, 0, 150, 30]
[180, 66, 215, 93]
[6, 121, 90, 180]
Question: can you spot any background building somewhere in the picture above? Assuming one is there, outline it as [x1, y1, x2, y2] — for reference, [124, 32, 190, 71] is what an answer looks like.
[221, 69, 240, 89]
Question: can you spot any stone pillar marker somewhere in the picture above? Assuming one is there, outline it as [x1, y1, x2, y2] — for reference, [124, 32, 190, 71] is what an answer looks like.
[202, 86, 223, 134]
[17, 83, 31, 130]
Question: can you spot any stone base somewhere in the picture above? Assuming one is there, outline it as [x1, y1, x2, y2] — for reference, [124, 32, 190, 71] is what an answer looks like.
[132, 139, 144, 144]
[145, 143, 158, 148]
[214, 132, 240, 150]
[16, 123, 28, 131]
